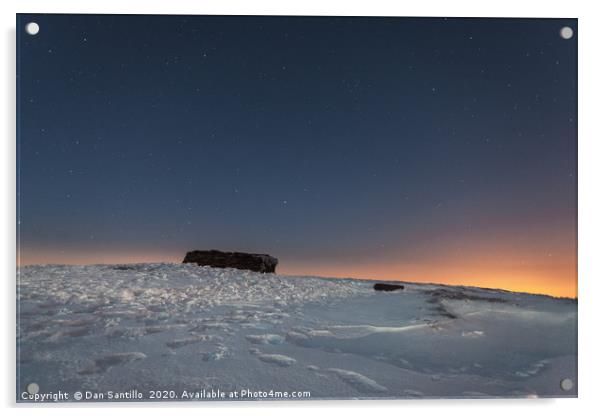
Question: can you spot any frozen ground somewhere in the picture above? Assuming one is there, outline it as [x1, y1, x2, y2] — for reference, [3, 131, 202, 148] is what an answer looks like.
[17, 263, 577, 401]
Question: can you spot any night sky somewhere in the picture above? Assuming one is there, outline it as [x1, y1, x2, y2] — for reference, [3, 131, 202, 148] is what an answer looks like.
[17, 15, 577, 297]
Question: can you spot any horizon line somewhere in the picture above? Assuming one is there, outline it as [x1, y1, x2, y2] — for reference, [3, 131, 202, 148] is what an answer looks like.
[16, 260, 578, 300]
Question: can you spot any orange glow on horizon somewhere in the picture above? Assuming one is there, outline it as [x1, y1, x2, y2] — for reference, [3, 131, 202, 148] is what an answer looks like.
[18, 244, 577, 299]
[279, 263, 576, 299]
[17, 250, 182, 267]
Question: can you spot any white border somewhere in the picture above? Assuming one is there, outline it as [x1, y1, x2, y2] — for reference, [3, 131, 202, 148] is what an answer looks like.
[2, 1, 601, 415]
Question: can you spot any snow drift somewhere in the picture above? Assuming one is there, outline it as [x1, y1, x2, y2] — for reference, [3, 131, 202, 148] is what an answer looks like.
[17, 263, 577, 401]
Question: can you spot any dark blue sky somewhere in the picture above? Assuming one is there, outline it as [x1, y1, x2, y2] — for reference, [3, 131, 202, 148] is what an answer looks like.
[17, 15, 577, 296]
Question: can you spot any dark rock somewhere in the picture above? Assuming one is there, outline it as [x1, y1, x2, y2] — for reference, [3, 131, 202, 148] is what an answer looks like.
[373, 283, 405, 292]
[182, 250, 278, 273]
[113, 265, 138, 271]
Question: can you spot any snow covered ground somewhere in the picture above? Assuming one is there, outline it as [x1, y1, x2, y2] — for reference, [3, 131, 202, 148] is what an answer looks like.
[17, 263, 577, 401]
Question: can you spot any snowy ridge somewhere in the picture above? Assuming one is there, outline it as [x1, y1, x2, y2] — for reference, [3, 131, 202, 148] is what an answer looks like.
[17, 263, 577, 400]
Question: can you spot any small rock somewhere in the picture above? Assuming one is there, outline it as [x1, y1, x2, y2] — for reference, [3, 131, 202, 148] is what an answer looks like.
[373, 283, 404, 292]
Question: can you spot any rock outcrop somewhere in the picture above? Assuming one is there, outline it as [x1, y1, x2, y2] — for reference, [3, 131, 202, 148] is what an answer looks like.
[182, 250, 278, 273]
[373, 283, 404, 292]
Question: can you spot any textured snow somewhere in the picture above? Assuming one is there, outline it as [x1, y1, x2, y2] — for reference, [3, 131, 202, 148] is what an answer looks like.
[17, 263, 577, 401]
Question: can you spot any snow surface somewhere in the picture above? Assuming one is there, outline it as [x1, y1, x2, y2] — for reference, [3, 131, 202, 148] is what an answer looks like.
[17, 263, 577, 401]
